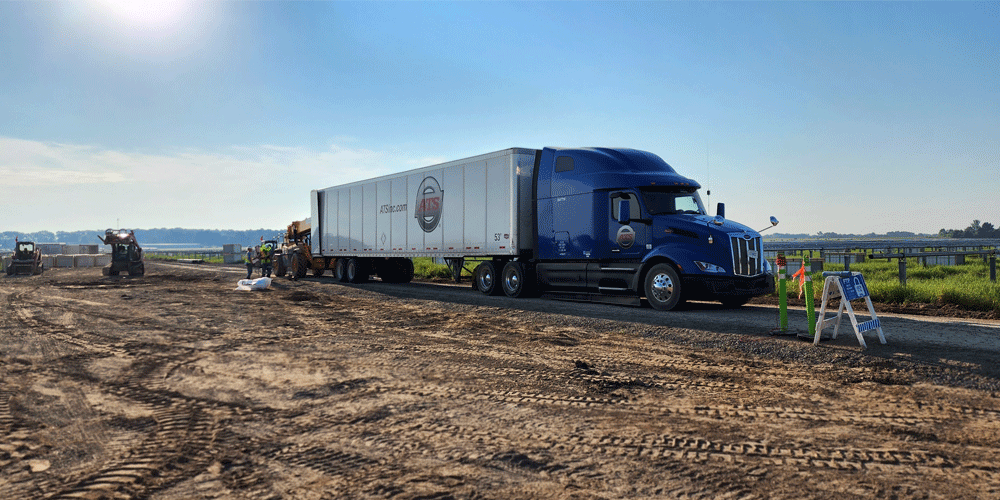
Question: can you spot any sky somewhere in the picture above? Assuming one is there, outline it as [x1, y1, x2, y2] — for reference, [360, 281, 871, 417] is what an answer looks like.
[1, 1, 997, 235]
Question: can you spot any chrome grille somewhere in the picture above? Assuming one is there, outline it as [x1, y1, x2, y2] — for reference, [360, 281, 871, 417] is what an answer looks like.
[730, 235, 763, 276]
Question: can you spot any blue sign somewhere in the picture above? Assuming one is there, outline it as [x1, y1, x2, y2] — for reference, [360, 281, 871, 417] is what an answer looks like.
[839, 274, 869, 301]
[857, 319, 881, 332]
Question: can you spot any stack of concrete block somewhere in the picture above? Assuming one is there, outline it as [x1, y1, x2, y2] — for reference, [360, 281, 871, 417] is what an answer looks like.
[74, 255, 96, 267]
[55, 255, 76, 268]
[95, 254, 112, 266]
[38, 243, 64, 255]
[223, 244, 243, 264]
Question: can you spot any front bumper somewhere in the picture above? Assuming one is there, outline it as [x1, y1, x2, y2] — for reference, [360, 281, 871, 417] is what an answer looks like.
[683, 273, 775, 301]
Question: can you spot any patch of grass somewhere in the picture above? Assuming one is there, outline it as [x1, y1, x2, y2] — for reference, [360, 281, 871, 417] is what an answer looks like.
[411, 257, 454, 279]
[777, 257, 1000, 313]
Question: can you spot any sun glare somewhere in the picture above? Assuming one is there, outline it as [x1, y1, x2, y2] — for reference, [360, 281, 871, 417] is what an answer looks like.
[93, 0, 193, 30]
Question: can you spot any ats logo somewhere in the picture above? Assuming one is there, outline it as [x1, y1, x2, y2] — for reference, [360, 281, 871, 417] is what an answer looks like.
[415, 176, 444, 233]
[616, 225, 635, 249]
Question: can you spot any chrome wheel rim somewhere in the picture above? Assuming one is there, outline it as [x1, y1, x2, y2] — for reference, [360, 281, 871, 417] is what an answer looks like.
[504, 270, 520, 293]
[651, 272, 674, 303]
[480, 269, 494, 290]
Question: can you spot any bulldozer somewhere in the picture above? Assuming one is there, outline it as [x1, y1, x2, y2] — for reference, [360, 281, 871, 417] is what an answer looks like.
[6, 239, 43, 276]
[98, 229, 145, 276]
[275, 219, 333, 279]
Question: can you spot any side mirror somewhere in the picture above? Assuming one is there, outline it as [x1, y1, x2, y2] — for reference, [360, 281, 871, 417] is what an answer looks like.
[758, 216, 780, 233]
[617, 199, 631, 224]
[716, 202, 725, 219]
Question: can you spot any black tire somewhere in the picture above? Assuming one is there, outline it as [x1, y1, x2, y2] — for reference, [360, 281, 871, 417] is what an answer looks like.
[474, 261, 503, 296]
[721, 297, 751, 308]
[275, 255, 287, 277]
[397, 258, 414, 284]
[346, 258, 368, 283]
[501, 261, 534, 298]
[292, 252, 309, 279]
[644, 263, 683, 311]
[378, 258, 414, 283]
[334, 258, 348, 282]
[128, 262, 144, 277]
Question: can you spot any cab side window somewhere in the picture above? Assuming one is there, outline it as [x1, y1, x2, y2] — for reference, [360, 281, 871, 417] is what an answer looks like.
[555, 156, 574, 173]
[611, 193, 640, 221]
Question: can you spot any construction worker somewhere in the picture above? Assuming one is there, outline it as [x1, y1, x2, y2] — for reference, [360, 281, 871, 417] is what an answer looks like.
[244, 246, 257, 279]
[260, 241, 274, 278]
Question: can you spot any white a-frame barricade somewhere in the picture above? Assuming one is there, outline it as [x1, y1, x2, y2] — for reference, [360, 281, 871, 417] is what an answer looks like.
[815, 272, 887, 348]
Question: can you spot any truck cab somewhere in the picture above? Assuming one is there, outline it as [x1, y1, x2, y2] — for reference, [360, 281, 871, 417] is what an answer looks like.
[532, 147, 774, 310]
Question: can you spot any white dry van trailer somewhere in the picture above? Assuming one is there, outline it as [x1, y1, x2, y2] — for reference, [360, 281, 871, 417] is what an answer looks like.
[311, 148, 537, 283]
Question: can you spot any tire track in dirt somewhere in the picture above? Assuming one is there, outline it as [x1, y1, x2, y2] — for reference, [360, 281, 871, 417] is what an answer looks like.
[311, 342, 1000, 429]
[349, 415, 983, 478]
[302, 375, 995, 483]
[38, 365, 228, 499]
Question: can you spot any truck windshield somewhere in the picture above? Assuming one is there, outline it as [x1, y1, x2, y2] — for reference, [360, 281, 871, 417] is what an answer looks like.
[640, 189, 706, 216]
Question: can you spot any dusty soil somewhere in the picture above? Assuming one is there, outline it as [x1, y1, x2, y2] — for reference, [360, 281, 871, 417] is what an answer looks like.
[3, 262, 1000, 499]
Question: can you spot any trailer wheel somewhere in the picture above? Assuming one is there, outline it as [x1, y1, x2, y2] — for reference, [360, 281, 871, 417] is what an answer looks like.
[474, 261, 502, 296]
[346, 258, 368, 283]
[334, 258, 348, 282]
[397, 258, 414, 283]
[501, 261, 535, 298]
[644, 263, 683, 311]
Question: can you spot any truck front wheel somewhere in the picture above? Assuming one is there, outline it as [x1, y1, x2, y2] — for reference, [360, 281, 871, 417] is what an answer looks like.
[644, 263, 684, 311]
[474, 261, 502, 296]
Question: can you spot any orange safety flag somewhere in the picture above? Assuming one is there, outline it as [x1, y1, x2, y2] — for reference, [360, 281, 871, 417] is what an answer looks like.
[791, 261, 807, 298]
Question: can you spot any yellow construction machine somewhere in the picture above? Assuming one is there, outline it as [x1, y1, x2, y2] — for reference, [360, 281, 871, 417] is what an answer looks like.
[275, 219, 333, 279]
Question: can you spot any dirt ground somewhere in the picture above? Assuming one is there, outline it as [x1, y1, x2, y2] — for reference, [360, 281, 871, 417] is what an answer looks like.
[2, 262, 1000, 500]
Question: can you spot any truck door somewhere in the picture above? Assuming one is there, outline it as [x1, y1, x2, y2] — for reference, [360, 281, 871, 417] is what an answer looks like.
[607, 191, 648, 259]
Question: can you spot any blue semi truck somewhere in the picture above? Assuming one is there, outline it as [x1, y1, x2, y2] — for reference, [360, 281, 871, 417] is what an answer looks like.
[310, 147, 776, 310]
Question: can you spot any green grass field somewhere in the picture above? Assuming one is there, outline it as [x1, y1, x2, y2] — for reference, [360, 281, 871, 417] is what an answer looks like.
[777, 257, 1000, 313]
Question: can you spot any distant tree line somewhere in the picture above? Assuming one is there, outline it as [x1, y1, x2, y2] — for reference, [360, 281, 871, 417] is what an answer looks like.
[938, 220, 999, 239]
[0, 228, 284, 251]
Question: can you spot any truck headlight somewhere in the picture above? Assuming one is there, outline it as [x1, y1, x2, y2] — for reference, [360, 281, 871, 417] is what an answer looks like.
[694, 261, 726, 273]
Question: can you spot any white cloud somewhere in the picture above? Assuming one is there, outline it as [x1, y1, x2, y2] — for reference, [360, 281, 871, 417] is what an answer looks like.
[0, 137, 430, 232]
